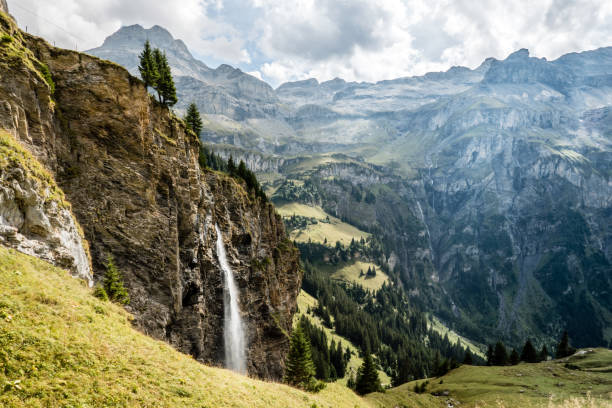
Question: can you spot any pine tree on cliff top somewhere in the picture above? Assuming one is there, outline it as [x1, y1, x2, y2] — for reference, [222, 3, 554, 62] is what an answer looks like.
[153, 49, 177, 106]
[284, 324, 316, 390]
[184, 102, 203, 136]
[138, 40, 159, 92]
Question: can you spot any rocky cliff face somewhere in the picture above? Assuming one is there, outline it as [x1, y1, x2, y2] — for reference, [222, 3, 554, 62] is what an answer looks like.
[0, 130, 92, 284]
[0, 10, 300, 379]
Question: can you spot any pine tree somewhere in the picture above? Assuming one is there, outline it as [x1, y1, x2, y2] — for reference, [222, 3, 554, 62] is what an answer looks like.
[520, 339, 538, 363]
[153, 49, 177, 106]
[539, 345, 549, 362]
[355, 353, 382, 395]
[463, 349, 473, 365]
[493, 341, 508, 366]
[227, 155, 236, 175]
[347, 371, 356, 390]
[284, 324, 317, 390]
[486, 344, 494, 366]
[103, 255, 130, 305]
[510, 349, 520, 365]
[556, 331, 575, 358]
[184, 102, 203, 136]
[138, 40, 159, 91]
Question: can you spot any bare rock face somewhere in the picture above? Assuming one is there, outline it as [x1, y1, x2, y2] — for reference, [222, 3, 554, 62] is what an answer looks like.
[0, 13, 300, 379]
[0, 132, 93, 284]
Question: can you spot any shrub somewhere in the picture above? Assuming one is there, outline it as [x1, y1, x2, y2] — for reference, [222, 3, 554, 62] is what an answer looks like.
[38, 63, 55, 95]
[1, 33, 12, 44]
[103, 255, 130, 305]
[93, 285, 109, 301]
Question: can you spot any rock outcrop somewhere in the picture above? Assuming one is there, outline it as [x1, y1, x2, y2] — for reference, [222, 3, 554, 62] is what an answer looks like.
[0, 10, 300, 379]
[0, 130, 92, 284]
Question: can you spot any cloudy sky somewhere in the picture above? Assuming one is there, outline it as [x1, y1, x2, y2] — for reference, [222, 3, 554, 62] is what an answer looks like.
[8, 0, 612, 86]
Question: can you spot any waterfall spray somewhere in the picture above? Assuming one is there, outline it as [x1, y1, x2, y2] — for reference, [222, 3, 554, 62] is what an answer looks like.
[215, 224, 247, 374]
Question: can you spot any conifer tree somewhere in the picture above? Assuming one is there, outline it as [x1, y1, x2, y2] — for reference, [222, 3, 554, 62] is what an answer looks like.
[539, 345, 549, 362]
[510, 349, 520, 365]
[493, 341, 508, 366]
[355, 353, 382, 395]
[520, 339, 538, 363]
[284, 324, 317, 390]
[556, 331, 575, 358]
[153, 49, 177, 106]
[486, 344, 494, 366]
[103, 255, 130, 305]
[463, 349, 473, 365]
[184, 102, 203, 136]
[138, 40, 159, 91]
[347, 371, 356, 390]
[227, 155, 236, 175]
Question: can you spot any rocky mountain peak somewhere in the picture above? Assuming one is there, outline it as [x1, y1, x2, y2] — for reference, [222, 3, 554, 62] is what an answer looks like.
[506, 48, 530, 60]
[277, 78, 320, 91]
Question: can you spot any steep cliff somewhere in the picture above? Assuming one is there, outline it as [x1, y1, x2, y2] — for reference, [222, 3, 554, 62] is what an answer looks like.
[0, 130, 92, 284]
[0, 10, 300, 379]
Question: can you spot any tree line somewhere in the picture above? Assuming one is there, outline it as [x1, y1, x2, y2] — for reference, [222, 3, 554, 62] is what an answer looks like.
[198, 147, 267, 202]
[484, 331, 576, 366]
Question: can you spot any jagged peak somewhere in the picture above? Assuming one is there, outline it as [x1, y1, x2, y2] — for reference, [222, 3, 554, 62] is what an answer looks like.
[276, 78, 319, 91]
[506, 48, 530, 60]
[216, 63, 239, 73]
[101, 23, 177, 48]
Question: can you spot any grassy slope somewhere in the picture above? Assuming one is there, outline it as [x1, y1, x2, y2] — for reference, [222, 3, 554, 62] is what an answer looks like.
[428, 315, 486, 359]
[321, 260, 389, 291]
[0, 247, 371, 408]
[368, 349, 612, 408]
[1, 247, 609, 408]
[276, 202, 370, 246]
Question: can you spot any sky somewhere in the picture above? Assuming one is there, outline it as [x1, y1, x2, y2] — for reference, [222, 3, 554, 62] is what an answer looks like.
[7, 0, 612, 87]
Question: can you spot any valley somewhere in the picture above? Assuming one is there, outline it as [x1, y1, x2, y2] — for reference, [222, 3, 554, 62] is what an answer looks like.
[0, 1, 611, 407]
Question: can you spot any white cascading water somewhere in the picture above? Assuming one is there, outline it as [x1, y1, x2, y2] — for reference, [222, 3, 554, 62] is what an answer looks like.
[215, 224, 247, 374]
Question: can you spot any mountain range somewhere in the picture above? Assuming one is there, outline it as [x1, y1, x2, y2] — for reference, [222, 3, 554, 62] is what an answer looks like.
[87, 25, 612, 349]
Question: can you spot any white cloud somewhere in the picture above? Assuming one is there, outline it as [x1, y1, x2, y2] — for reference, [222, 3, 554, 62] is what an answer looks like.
[7, 0, 612, 86]
[7, 0, 250, 64]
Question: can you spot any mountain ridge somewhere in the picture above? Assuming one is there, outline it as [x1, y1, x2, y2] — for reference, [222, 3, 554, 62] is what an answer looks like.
[88, 22, 612, 350]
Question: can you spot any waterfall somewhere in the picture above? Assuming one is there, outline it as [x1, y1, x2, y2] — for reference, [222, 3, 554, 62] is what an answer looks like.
[215, 224, 247, 374]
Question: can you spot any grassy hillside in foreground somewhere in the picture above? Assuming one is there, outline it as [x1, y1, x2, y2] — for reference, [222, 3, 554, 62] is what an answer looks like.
[1, 246, 610, 408]
[368, 349, 612, 408]
[0, 246, 370, 408]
